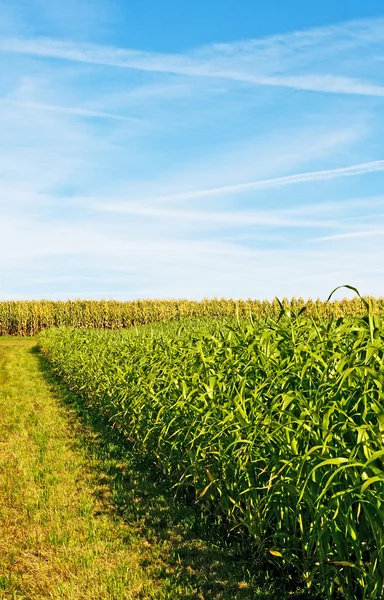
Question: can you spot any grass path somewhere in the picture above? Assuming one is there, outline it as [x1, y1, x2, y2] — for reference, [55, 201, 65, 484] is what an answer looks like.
[0, 338, 164, 599]
[0, 338, 277, 600]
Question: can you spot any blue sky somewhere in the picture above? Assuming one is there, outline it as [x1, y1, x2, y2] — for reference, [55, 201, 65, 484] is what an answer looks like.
[1, 0, 384, 300]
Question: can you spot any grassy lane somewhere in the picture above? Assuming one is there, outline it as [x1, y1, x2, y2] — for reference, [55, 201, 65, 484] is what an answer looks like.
[0, 338, 162, 599]
[0, 338, 278, 600]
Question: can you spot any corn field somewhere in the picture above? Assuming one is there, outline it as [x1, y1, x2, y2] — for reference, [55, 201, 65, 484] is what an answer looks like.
[2, 296, 384, 335]
[38, 302, 384, 599]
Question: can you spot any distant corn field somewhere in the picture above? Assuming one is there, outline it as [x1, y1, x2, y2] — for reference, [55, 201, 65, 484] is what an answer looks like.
[1, 297, 384, 336]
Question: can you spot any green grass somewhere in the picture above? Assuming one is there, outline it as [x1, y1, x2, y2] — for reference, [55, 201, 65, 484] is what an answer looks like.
[0, 337, 284, 599]
[38, 310, 384, 600]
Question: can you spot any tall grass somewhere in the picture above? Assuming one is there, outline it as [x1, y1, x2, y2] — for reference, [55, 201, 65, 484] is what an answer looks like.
[39, 304, 384, 599]
[2, 296, 384, 335]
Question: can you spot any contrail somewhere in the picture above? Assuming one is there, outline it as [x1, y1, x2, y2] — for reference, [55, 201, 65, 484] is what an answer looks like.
[139, 160, 384, 204]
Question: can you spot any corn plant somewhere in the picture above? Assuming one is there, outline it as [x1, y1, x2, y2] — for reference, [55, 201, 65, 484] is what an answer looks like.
[39, 297, 384, 598]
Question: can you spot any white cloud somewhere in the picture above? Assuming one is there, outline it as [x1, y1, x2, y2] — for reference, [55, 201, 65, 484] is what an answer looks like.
[1, 209, 383, 301]
[1, 10, 384, 299]
[95, 160, 384, 208]
[1, 17, 384, 96]
[0, 98, 142, 121]
[309, 228, 384, 243]
[260, 74, 384, 97]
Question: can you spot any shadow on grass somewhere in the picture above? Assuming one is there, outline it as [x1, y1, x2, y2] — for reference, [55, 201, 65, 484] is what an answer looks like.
[32, 346, 315, 600]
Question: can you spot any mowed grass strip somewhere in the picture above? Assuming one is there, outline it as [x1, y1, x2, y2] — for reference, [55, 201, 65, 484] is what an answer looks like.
[0, 338, 159, 599]
[0, 338, 267, 600]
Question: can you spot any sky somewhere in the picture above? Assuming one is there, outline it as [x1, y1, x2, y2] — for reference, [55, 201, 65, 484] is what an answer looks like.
[1, 0, 384, 300]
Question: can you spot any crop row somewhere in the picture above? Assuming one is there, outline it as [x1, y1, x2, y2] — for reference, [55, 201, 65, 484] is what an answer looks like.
[2, 296, 384, 335]
[39, 309, 384, 598]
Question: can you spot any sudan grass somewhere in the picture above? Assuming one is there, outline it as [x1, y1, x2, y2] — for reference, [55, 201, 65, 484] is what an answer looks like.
[39, 302, 384, 599]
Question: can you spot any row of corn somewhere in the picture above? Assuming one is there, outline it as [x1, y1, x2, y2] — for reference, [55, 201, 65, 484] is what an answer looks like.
[2, 296, 384, 335]
[38, 307, 384, 599]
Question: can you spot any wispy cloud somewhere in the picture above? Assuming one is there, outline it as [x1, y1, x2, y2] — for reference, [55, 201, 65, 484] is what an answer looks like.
[2, 17, 384, 96]
[260, 75, 384, 97]
[1, 6, 384, 299]
[0, 98, 141, 121]
[310, 228, 384, 243]
[97, 160, 384, 208]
